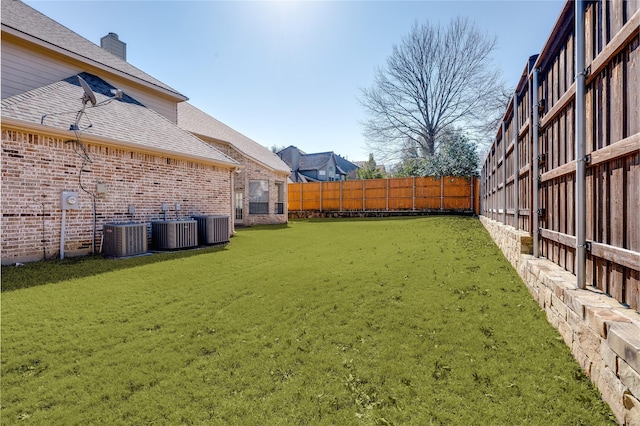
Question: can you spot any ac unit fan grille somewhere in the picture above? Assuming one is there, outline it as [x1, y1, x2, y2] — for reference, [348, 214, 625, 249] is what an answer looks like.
[151, 220, 198, 250]
[103, 223, 148, 257]
[192, 215, 230, 245]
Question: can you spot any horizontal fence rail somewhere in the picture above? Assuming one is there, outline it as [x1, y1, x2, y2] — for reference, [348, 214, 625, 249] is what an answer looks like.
[289, 176, 480, 215]
[480, 0, 639, 311]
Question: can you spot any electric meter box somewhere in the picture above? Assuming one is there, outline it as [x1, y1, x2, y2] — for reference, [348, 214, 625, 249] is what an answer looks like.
[61, 191, 80, 210]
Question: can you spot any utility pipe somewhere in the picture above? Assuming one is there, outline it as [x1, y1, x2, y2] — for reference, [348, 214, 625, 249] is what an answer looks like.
[532, 68, 541, 258]
[60, 209, 66, 260]
[513, 93, 520, 230]
[230, 169, 235, 234]
[575, 0, 587, 289]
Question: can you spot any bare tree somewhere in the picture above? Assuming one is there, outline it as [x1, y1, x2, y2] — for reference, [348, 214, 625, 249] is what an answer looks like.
[360, 17, 508, 164]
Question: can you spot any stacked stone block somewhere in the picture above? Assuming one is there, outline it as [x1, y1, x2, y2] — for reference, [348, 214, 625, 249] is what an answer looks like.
[480, 216, 640, 425]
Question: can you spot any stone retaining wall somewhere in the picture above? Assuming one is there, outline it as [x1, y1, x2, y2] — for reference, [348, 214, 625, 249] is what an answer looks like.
[480, 216, 640, 425]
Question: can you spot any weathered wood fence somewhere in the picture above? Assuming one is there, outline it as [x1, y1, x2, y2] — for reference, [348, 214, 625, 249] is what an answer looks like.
[289, 176, 479, 215]
[481, 0, 639, 310]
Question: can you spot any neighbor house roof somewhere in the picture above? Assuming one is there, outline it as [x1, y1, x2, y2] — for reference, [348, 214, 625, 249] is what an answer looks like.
[335, 155, 359, 174]
[299, 152, 346, 175]
[1, 73, 238, 167]
[1, 0, 186, 101]
[177, 102, 290, 174]
[298, 152, 332, 171]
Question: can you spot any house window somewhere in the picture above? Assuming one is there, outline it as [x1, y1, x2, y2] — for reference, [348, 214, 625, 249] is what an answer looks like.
[249, 180, 269, 214]
[276, 182, 285, 214]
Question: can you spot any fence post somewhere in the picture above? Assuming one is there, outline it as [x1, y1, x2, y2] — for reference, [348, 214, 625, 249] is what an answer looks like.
[339, 180, 343, 212]
[532, 68, 540, 258]
[471, 177, 474, 213]
[575, 0, 587, 289]
[412, 177, 416, 211]
[362, 179, 365, 212]
[386, 178, 389, 211]
[319, 182, 323, 213]
[440, 177, 444, 211]
[299, 182, 303, 213]
[513, 92, 520, 230]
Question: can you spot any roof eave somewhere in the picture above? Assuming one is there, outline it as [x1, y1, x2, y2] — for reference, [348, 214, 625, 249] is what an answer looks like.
[1, 117, 238, 169]
[190, 131, 291, 175]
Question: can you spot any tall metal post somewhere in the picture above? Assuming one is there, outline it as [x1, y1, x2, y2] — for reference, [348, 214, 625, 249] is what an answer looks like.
[502, 121, 507, 224]
[532, 68, 541, 258]
[513, 94, 520, 230]
[575, 0, 587, 289]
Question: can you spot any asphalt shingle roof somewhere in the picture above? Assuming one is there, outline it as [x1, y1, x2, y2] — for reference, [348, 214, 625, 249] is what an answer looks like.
[1, 0, 185, 99]
[177, 102, 290, 174]
[299, 152, 333, 171]
[1, 73, 238, 166]
[335, 155, 359, 173]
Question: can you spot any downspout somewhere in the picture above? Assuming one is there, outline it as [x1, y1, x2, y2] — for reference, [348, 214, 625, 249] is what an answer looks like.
[575, 0, 587, 289]
[230, 168, 235, 234]
[532, 68, 541, 258]
[513, 93, 520, 230]
[502, 121, 507, 224]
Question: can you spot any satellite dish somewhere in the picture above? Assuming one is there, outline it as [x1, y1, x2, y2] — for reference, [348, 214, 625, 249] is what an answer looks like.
[77, 75, 96, 106]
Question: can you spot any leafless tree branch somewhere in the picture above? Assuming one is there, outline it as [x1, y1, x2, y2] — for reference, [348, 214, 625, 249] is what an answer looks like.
[360, 17, 508, 164]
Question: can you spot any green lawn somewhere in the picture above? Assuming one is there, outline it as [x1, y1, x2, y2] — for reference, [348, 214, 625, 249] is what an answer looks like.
[1, 217, 615, 425]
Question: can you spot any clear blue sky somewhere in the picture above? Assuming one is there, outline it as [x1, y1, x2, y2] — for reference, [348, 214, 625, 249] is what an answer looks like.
[26, 0, 565, 163]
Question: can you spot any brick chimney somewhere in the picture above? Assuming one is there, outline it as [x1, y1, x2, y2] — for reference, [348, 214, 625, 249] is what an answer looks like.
[100, 32, 126, 61]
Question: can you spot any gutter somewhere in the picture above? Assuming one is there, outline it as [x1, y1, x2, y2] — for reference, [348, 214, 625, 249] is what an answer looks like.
[191, 132, 291, 175]
[1, 118, 239, 169]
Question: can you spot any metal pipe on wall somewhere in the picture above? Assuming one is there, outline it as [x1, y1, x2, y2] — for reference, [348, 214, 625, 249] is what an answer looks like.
[575, 0, 587, 289]
[60, 209, 66, 260]
[532, 68, 541, 258]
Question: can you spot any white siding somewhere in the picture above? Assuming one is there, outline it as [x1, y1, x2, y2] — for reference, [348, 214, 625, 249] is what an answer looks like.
[2, 41, 178, 123]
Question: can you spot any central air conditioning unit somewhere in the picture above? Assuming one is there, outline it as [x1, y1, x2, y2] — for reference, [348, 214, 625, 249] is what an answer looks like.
[192, 215, 230, 245]
[103, 223, 148, 258]
[151, 220, 197, 250]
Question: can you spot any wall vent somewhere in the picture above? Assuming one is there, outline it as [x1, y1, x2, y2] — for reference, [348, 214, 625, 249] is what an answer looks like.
[192, 215, 230, 245]
[151, 220, 197, 250]
[103, 223, 148, 257]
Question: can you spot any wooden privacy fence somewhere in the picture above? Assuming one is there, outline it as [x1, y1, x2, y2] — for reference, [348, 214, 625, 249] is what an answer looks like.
[289, 176, 480, 214]
[481, 0, 639, 310]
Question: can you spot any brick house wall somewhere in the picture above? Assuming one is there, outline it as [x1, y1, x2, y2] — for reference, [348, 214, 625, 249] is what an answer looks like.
[1, 128, 234, 264]
[207, 140, 288, 226]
